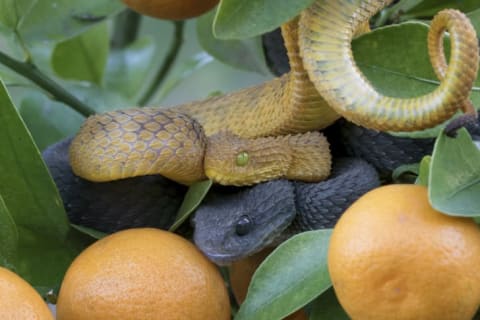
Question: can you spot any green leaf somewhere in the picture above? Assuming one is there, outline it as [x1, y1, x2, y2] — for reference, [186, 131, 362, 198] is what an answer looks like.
[352, 22, 480, 138]
[52, 22, 109, 85]
[0, 0, 37, 58]
[64, 82, 132, 113]
[354, 22, 441, 98]
[415, 155, 431, 186]
[404, 0, 480, 19]
[0, 27, 27, 59]
[468, 9, 480, 35]
[0, 194, 18, 270]
[18, 0, 124, 43]
[309, 287, 349, 320]
[18, 91, 84, 151]
[392, 163, 420, 182]
[214, 0, 315, 39]
[71, 224, 108, 240]
[197, 10, 268, 74]
[0, 80, 84, 289]
[104, 36, 157, 100]
[0, 0, 36, 30]
[429, 129, 480, 216]
[169, 180, 212, 231]
[154, 52, 213, 103]
[377, 0, 480, 25]
[235, 229, 332, 320]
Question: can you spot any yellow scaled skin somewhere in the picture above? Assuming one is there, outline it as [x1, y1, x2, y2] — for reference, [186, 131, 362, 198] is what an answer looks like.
[205, 131, 331, 186]
[70, 18, 336, 186]
[70, 109, 207, 185]
[299, 2, 479, 131]
[70, 0, 479, 186]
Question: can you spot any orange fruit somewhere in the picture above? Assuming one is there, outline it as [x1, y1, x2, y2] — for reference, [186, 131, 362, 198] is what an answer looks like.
[229, 248, 308, 320]
[0, 267, 54, 319]
[56, 228, 230, 320]
[328, 184, 480, 320]
[122, 0, 219, 20]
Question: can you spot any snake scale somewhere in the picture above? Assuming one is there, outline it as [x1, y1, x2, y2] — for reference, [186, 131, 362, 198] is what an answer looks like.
[43, 138, 187, 232]
[262, 26, 480, 174]
[69, 0, 479, 187]
[192, 157, 380, 264]
[43, 139, 380, 266]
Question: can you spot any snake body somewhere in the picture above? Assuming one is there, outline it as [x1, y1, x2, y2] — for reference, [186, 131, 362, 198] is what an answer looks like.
[43, 138, 187, 232]
[263, 26, 480, 175]
[299, 2, 478, 130]
[69, 0, 478, 186]
[45, 131, 480, 263]
[44, 139, 379, 265]
[70, 19, 334, 186]
[192, 157, 380, 265]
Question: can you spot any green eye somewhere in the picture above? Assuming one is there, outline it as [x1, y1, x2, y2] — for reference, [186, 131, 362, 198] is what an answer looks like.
[236, 151, 249, 166]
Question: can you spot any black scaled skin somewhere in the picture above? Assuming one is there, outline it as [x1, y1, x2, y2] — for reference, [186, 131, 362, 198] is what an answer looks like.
[336, 120, 434, 175]
[193, 158, 380, 265]
[293, 158, 380, 230]
[42, 138, 187, 233]
[192, 180, 296, 266]
[44, 139, 379, 266]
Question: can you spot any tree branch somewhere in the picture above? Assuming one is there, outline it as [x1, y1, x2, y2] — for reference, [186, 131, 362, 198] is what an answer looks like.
[0, 51, 96, 117]
[138, 20, 185, 106]
[111, 9, 142, 49]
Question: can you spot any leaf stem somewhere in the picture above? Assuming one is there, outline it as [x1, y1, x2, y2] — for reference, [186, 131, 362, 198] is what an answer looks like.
[111, 9, 142, 49]
[138, 20, 185, 106]
[0, 51, 95, 117]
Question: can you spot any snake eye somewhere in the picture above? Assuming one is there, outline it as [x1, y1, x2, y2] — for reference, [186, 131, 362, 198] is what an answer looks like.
[235, 215, 252, 236]
[236, 151, 249, 166]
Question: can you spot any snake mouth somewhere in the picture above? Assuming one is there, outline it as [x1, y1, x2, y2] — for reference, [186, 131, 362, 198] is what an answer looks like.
[204, 168, 238, 186]
[198, 239, 277, 266]
[204, 168, 267, 187]
[195, 220, 294, 266]
[200, 251, 244, 266]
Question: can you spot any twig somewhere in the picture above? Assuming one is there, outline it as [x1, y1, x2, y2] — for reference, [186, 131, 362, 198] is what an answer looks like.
[0, 51, 96, 117]
[111, 9, 142, 49]
[138, 20, 185, 106]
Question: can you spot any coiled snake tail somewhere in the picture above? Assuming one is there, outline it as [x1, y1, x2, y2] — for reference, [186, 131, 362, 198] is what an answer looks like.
[299, 1, 479, 131]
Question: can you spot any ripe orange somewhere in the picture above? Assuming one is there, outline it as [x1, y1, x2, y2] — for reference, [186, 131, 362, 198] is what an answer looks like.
[328, 184, 480, 320]
[229, 248, 308, 320]
[122, 0, 219, 20]
[56, 228, 230, 320]
[0, 267, 54, 319]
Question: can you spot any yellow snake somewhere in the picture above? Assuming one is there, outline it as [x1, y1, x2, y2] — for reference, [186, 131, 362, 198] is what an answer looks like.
[69, 0, 479, 186]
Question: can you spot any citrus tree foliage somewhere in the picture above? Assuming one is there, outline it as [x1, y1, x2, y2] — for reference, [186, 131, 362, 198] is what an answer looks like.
[0, 0, 479, 318]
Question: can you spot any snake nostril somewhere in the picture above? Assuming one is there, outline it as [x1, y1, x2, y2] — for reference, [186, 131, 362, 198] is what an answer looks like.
[235, 215, 252, 236]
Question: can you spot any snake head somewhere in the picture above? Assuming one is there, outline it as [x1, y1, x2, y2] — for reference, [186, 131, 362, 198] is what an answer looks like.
[203, 131, 292, 186]
[192, 179, 296, 265]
